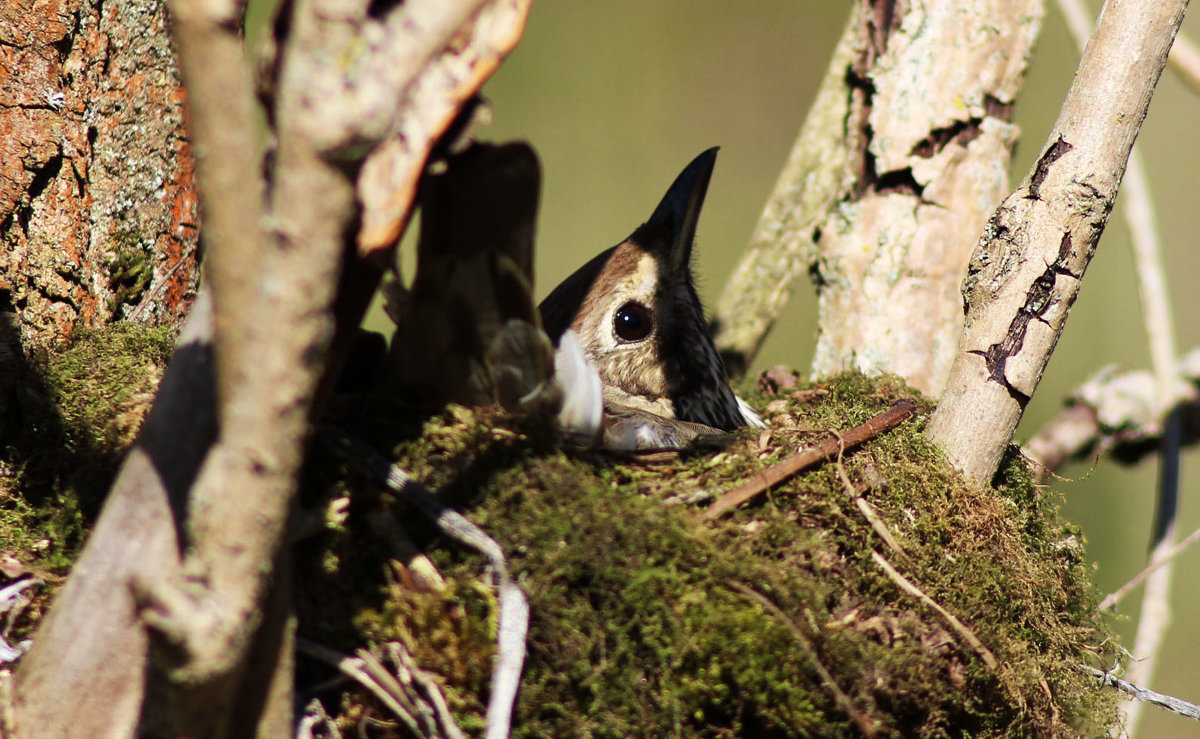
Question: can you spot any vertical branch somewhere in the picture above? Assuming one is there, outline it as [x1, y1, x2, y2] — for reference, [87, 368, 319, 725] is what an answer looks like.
[167, 0, 266, 420]
[13, 0, 532, 734]
[926, 0, 1188, 483]
[1056, 2, 1186, 733]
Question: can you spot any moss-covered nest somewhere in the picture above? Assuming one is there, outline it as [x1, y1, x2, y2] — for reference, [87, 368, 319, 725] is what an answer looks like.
[0, 323, 177, 639]
[302, 372, 1118, 738]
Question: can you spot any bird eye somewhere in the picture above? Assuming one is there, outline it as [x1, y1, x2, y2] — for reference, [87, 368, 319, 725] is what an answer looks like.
[613, 301, 653, 343]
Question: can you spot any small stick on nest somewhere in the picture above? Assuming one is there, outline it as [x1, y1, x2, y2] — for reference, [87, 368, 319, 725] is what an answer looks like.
[704, 399, 917, 519]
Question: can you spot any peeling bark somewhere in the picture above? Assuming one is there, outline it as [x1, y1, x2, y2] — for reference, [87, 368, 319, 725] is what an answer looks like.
[0, 0, 199, 348]
[714, 0, 1042, 397]
[927, 0, 1189, 482]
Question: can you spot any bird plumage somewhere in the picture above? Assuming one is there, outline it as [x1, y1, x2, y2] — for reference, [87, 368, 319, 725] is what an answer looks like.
[540, 147, 762, 443]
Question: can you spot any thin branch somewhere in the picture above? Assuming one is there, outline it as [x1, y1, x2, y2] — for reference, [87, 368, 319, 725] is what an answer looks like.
[1079, 665, 1200, 722]
[1100, 523, 1200, 612]
[1023, 353, 1200, 479]
[704, 399, 916, 519]
[1168, 33, 1200, 94]
[871, 551, 999, 671]
[166, 0, 265, 417]
[926, 0, 1189, 483]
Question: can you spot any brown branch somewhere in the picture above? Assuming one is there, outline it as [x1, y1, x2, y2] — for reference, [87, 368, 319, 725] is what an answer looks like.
[704, 399, 916, 519]
[926, 0, 1189, 483]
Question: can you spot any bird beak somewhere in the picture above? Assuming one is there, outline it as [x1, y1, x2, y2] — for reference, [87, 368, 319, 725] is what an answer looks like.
[644, 147, 718, 273]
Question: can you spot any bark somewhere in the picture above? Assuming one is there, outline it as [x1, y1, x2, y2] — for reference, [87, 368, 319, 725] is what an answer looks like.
[713, 0, 1042, 396]
[926, 0, 1189, 483]
[1024, 351, 1200, 479]
[0, 0, 199, 348]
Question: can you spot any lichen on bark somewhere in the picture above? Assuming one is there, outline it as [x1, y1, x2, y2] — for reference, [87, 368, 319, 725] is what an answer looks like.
[0, 0, 199, 349]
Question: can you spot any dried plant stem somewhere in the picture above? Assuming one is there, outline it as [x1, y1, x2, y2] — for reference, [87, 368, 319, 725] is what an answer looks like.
[1101, 523, 1200, 612]
[871, 551, 999, 670]
[297, 640, 426, 736]
[833, 447, 910, 561]
[1168, 33, 1200, 94]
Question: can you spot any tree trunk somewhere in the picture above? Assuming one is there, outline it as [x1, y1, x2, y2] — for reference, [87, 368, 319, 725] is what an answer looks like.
[714, 0, 1042, 397]
[0, 0, 199, 349]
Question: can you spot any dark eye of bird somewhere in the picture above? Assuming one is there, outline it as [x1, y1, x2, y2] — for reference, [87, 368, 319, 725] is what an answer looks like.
[613, 301, 653, 343]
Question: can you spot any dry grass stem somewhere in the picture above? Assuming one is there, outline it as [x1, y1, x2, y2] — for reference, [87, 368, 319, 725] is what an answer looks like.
[833, 440, 910, 561]
[297, 640, 424, 735]
[1100, 523, 1200, 612]
[1168, 33, 1200, 94]
[871, 550, 999, 671]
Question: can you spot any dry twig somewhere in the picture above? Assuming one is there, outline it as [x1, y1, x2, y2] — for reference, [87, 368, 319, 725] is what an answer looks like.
[1024, 353, 1200, 478]
[871, 551, 999, 670]
[298, 640, 430, 737]
[704, 399, 916, 519]
[1079, 665, 1200, 722]
[1100, 523, 1200, 612]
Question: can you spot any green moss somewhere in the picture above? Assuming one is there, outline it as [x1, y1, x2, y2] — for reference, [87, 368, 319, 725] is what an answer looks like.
[0, 322, 175, 641]
[0, 322, 176, 555]
[306, 372, 1118, 737]
[106, 237, 156, 315]
[35, 322, 176, 455]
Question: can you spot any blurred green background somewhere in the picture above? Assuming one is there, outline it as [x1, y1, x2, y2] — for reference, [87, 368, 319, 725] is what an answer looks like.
[377, 2, 1200, 734]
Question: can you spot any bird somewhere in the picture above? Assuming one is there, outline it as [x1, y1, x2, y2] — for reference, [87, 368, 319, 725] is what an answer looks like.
[539, 147, 763, 449]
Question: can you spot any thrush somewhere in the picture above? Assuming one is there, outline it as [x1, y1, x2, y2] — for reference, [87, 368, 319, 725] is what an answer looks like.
[540, 147, 763, 449]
